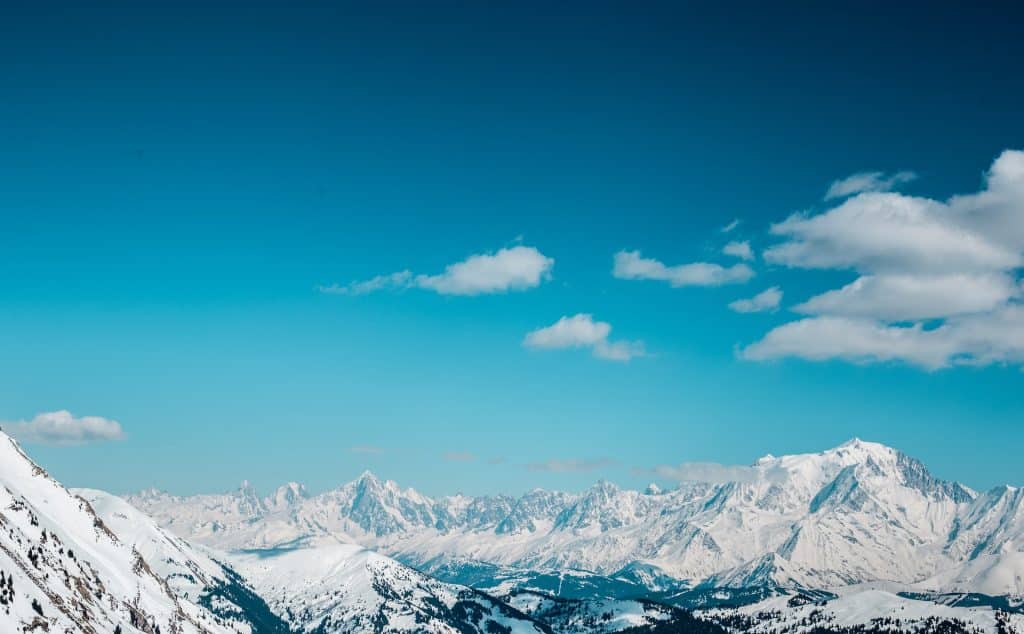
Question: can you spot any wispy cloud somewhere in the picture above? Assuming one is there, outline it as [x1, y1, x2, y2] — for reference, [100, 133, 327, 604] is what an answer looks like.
[523, 314, 646, 362]
[613, 250, 753, 287]
[824, 170, 917, 200]
[443, 451, 476, 462]
[721, 218, 741, 233]
[321, 246, 554, 296]
[319, 271, 412, 295]
[528, 457, 617, 473]
[723, 240, 754, 261]
[3, 410, 125, 446]
[652, 461, 788, 484]
[729, 286, 782, 313]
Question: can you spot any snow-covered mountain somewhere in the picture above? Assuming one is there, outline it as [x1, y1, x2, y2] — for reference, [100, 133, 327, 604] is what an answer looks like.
[7, 428, 1024, 633]
[227, 537, 550, 633]
[0, 430, 559, 634]
[129, 439, 1024, 602]
[0, 430, 248, 633]
[73, 487, 291, 633]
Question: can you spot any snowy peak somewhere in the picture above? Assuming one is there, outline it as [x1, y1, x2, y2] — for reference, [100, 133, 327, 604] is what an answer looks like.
[344, 470, 437, 535]
[554, 480, 649, 532]
[228, 540, 551, 633]
[755, 438, 974, 506]
[267, 481, 307, 510]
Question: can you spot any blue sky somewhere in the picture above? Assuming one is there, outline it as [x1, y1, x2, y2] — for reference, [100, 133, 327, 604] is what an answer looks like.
[2, 1, 1023, 496]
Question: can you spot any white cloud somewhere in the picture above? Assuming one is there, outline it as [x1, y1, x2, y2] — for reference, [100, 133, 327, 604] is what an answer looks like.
[654, 461, 788, 484]
[523, 314, 645, 362]
[4, 410, 125, 446]
[745, 150, 1024, 369]
[524, 314, 610, 348]
[764, 194, 1019, 275]
[824, 170, 917, 200]
[592, 339, 647, 361]
[415, 246, 554, 295]
[723, 240, 754, 261]
[795, 273, 1019, 321]
[729, 286, 782, 313]
[741, 317, 954, 369]
[319, 271, 413, 295]
[740, 305, 1024, 370]
[721, 218, 741, 233]
[321, 246, 554, 296]
[613, 250, 754, 287]
[528, 457, 616, 473]
[949, 150, 1024, 252]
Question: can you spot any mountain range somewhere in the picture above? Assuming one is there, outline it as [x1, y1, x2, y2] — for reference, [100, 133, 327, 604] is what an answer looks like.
[4, 429, 1024, 633]
[129, 439, 1024, 598]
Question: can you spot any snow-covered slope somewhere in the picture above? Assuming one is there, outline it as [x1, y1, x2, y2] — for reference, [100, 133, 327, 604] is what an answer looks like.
[225, 537, 550, 633]
[702, 587, 1024, 633]
[0, 430, 239, 634]
[0, 429, 555, 634]
[129, 439, 1024, 600]
[75, 488, 290, 633]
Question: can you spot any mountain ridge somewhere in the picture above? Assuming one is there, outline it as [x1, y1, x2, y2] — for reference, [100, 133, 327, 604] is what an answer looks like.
[127, 439, 1024, 598]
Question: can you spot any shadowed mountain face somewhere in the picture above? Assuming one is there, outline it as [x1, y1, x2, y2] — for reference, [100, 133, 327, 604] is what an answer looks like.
[129, 439, 1024, 599]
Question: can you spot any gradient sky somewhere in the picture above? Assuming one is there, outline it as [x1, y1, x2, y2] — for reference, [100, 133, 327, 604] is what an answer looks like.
[2, 1, 1023, 497]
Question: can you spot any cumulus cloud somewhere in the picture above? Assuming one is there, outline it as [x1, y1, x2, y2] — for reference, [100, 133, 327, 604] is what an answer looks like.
[764, 194, 1019, 275]
[321, 246, 554, 296]
[443, 451, 476, 463]
[523, 314, 645, 362]
[741, 306, 1024, 370]
[948, 150, 1024, 252]
[528, 457, 617, 473]
[653, 461, 788, 484]
[415, 246, 554, 295]
[524, 314, 609, 348]
[613, 250, 754, 287]
[742, 317, 954, 369]
[723, 240, 754, 261]
[794, 273, 1019, 321]
[4, 410, 125, 446]
[729, 287, 782, 313]
[824, 170, 917, 200]
[743, 150, 1024, 369]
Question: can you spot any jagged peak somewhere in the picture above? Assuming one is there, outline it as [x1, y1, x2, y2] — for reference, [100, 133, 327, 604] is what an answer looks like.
[276, 480, 306, 494]
[268, 481, 308, 505]
[355, 469, 383, 486]
[135, 486, 168, 498]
